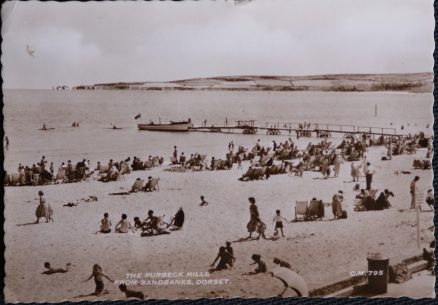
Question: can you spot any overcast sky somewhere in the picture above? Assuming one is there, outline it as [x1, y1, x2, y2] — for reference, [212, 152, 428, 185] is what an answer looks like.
[1, 0, 434, 89]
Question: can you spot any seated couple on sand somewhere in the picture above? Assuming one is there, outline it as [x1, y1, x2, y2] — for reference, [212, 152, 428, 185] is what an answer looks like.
[354, 189, 394, 211]
[130, 177, 160, 193]
[97, 213, 135, 234]
[134, 210, 170, 235]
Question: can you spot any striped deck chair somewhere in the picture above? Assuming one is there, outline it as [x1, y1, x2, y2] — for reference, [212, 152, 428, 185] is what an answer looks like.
[99, 165, 109, 174]
[294, 201, 309, 221]
[55, 169, 66, 183]
[11, 173, 21, 185]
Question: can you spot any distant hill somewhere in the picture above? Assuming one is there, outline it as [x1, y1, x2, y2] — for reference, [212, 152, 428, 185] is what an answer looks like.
[73, 73, 433, 93]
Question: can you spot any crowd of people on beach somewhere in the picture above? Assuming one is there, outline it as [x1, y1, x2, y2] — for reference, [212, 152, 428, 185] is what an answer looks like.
[10, 125, 434, 300]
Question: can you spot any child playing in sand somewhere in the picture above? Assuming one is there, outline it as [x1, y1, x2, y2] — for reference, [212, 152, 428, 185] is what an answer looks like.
[100, 213, 112, 233]
[42, 262, 72, 274]
[83, 264, 114, 296]
[256, 217, 267, 240]
[115, 214, 135, 233]
[250, 254, 267, 273]
[273, 210, 288, 237]
[199, 195, 208, 206]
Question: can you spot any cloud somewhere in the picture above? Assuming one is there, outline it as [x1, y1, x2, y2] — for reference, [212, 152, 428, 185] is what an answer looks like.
[1, 0, 434, 89]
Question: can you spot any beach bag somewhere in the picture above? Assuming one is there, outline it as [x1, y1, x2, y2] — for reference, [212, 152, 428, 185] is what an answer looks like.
[340, 210, 347, 219]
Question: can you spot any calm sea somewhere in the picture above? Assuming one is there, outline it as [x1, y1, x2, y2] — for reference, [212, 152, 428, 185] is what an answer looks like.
[3, 89, 433, 169]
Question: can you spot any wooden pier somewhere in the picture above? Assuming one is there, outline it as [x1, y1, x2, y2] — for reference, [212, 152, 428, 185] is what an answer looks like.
[188, 120, 400, 137]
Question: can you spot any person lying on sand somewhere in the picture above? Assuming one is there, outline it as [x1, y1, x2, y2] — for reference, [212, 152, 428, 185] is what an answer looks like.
[119, 283, 145, 300]
[83, 264, 114, 296]
[63, 202, 79, 207]
[273, 258, 292, 269]
[42, 262, 72, 274]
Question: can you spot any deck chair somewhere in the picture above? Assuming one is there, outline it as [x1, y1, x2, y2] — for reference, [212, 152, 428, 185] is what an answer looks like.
[239, 167, 254, 181]
[54, 169, 65, 184]
[250, 167, 264, 180]
[130, 179, 144, 193]
[141, 216, 170, 237]
[144, 178, 160, 192]
[144, 161, 153, 169]
[11, 173, 21, 186]
[99, 165, 109, 174]
[308, 199, 324, 220]
[294, 201, 309, 221]
[166, 208, 185, 230]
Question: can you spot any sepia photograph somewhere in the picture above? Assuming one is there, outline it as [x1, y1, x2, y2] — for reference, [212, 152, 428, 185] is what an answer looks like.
[2, 0, 435, 301]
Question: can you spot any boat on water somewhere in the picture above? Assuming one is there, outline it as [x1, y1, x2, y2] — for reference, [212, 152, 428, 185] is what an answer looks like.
[137, 121, 189, 132]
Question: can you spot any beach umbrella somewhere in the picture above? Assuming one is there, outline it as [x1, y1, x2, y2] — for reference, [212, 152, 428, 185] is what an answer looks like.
[271, 267, 309, 297]
[134, 113, 141, 120]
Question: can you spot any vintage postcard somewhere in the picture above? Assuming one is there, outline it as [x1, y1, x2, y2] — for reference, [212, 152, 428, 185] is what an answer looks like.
[2, 0, 435, 302]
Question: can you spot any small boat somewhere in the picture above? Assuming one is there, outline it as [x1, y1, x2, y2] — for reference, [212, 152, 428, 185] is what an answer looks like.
[137, 121, 189, 132]
[38, 127, 55, 131]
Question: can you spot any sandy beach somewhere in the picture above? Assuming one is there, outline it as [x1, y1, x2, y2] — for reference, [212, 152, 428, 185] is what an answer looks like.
[4, 137, 434, 302]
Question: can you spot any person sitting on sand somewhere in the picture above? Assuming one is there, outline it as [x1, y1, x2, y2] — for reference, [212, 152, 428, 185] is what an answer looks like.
[144, 176, 156, 192]
[249, 254, 267, 274]
[210, 246, 234, 272]
[375, 189, 394, 210]
[143, 210, 169, 234]
[119, 283, 145, 300]
[100, 213, 112, 233]
[83, 264, 114, 296]
[199, 195, 208, 206]
[115, 214, 135, 233]
[225, 241, 235, 265]
[133, 217, 145, 230]
[42, 262, 72, 274]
